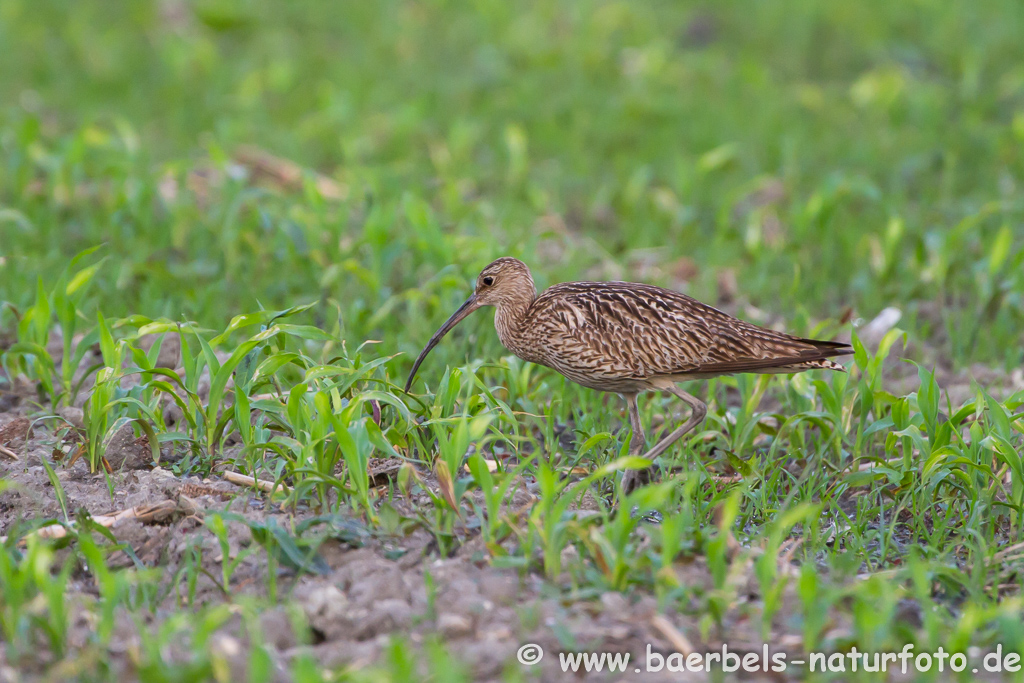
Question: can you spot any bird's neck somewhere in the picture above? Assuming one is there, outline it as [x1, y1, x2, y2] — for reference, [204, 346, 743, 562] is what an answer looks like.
[493, 290, 536, 352]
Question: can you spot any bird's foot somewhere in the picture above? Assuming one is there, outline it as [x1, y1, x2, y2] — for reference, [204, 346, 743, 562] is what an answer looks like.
[621, 460, 659, 495]
[629, 507, 663, 524]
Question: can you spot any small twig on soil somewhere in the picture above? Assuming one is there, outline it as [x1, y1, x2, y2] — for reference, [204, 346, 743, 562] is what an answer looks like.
[777, 537, 804, 577]
[248, 393, 284, 403]
[462, 458, 500, 474]
[993, 540, 1024, 563]
[0, 443, 18, 460]
[856, 568, 901, 581]
[650, 614, 695, 656]
[223, 470, 291, 495]
[0, 500, 184, 544]
[855, 457, 907, 472]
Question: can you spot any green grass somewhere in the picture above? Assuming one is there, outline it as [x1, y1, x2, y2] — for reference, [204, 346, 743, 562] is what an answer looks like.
[2, 0, 1024, 680]
[2, 0, 1023, 366]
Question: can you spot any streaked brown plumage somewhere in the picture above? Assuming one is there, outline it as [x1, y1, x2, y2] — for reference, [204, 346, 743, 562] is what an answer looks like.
[406, 257, 852, 493]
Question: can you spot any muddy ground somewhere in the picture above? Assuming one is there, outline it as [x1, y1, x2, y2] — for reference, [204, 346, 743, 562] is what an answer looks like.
[0, 407, 727, 683]
[1, 356, 1021, 682]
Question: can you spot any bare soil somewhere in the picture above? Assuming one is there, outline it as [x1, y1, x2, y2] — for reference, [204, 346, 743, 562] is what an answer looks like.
[2, 354, 1020, 681]
[0, 402, 786, 682]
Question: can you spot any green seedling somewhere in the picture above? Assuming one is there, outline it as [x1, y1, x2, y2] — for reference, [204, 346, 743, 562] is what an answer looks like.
[204, 512, 263, 597]
[0, 537, 72, 660]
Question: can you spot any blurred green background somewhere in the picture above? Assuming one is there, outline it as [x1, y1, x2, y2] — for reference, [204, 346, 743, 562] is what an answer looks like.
[1, 0, 1023, 367]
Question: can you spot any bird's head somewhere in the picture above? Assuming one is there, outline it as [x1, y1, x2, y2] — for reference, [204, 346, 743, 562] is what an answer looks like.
[472, 257, 535, 307]
[404, 257, 535, 392]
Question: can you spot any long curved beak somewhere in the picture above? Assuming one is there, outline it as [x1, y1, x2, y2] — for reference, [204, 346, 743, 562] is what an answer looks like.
[404, 294, 481, 392]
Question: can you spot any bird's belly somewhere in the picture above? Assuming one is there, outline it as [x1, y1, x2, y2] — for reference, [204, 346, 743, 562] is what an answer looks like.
[537, 354, 651, 393]
[501, 330, 652, 393]
[560, 370, 651, 393]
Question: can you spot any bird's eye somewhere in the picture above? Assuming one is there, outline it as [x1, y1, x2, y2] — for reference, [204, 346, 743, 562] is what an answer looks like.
[482, 276, 494, 286]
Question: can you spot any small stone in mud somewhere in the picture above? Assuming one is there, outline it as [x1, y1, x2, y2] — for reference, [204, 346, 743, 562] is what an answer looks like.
[259, 608, 297, 651]
[57, 406, 85, 430]
[209, 633, 246, 672]
[0, 416, 31, 448]
[353, 599, 413, 640]
[478, 573, 519, 606]
[300, 584, 351, 640]
[104, 423, 154, 470]
[600, 591, 629, 614]
[347, 563, 409, 605]
[437, 612, 474, 638]
[367, 457, 402, 487]
[139, 333, 182, 370]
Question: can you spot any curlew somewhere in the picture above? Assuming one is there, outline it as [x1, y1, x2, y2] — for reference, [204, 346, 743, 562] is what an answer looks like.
[405, 257, 852, 493]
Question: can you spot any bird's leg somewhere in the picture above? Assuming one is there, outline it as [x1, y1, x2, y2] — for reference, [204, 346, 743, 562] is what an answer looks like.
[622, 385, 707, 494]
[624, 393, 646, 455]
[643, 385, 707, 460]
[621, 392, 652, 493]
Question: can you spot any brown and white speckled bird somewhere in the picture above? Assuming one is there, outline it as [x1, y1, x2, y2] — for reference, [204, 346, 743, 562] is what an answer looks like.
[405, 257, 852, 493]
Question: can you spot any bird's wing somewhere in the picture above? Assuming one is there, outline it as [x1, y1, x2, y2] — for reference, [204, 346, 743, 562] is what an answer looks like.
[529, 282, 850, 378]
